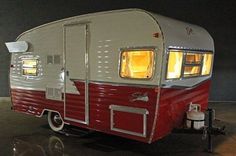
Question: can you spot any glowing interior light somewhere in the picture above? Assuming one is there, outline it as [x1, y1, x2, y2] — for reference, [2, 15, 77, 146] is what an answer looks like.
[184, 66, 201, 77]
[185, 53, 202, 64]
[202, 53, 213, 75]
[22, 59, 38, 76]
[166, 51, 183, 79]
[23, 68, 37, 76]
[120, 50, 154, 79]
[22, 59, 37, 68]
[183, 53, 202, 77]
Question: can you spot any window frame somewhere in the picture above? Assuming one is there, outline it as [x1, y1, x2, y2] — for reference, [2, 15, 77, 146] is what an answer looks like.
[166, 48, 213, 80]
[166, 50, 184, 80]
[182, 52, 203, 78]
[21, 58, 39, 77]
[119, 47, 156, 80]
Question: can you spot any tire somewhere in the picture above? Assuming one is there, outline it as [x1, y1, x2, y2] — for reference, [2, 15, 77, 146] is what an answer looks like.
[48, 111, 64, 132]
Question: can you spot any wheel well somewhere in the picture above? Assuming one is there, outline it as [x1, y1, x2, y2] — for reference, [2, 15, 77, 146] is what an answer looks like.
[42, 110, 48, 116]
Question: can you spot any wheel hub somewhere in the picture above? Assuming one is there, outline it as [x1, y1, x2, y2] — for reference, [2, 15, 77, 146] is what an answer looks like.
[53, 114, 62, 125]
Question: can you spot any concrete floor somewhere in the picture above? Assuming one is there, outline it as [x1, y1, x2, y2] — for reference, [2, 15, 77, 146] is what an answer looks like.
[0, 101, 235, 156]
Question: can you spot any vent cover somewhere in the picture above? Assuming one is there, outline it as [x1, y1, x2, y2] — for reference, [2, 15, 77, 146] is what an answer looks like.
[54, 55, 61, 64]
[46, 87, 62, 101]
[47, 55, 53, 64]
[47, 55, 61, 65]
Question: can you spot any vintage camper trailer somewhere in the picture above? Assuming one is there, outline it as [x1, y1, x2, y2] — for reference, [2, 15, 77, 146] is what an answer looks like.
[6, 9, 214, 143]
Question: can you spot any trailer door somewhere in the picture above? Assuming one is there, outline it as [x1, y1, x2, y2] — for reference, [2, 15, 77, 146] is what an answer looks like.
[63, 24, 89, 125]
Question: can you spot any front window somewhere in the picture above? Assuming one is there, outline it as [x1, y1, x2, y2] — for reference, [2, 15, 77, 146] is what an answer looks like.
[22, 59, 38, 76]
[120, 50, 154, 79]
[202, 53, 213, 75]
[183, 53, 202, 77]
[166, 50, 213, 80]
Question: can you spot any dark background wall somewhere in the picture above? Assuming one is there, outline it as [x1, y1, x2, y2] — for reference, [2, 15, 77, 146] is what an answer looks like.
[0, 0, 235, 101]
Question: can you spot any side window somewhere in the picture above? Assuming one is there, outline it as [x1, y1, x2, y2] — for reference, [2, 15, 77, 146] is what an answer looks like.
[22, 59, 38, 76]
[166, 50, 183, 79]
[166, 50, 213, 80]
[120, 50, 154, 79]
[202, 53, 213, 75]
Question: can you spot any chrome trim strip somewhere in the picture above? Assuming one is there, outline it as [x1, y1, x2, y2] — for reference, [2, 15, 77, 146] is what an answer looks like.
[63, 23, 66, 125]
[120, 46, 157, 52]
[109, 105, 149, 114]
[64, 117, 87, 124]
[168, 46, 214, 52]
[146, 11, 165, 143]
[199, 54, 204, 75]
[109, 105, 149, 137]
[161, 78, 211, 89]
[180, 52, 187, 78]
[37, 109, 62, 119]
[89, 80, 158, 88]
[85, 23, 90, 125]
[111, 127, 146, 138]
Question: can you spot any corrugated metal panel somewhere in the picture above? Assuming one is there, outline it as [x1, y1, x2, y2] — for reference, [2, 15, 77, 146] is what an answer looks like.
[152, 80, 211, 142]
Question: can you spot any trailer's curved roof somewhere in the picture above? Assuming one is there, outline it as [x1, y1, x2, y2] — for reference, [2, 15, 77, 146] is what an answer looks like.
[152, 13, 214, 52]
[16, 8, 214, 52]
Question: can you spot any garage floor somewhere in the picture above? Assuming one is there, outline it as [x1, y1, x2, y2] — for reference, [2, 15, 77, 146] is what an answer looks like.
[0, 101, 235, 156]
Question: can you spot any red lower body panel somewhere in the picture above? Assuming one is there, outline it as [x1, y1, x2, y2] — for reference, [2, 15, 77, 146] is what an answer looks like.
[152, 80, 211, 141]
[113, 111, 144, 134]
[65, 81, 85, 121]
[11, 80, 211, 143]
[11, 89, 64, 117]
[11, 82, 157, 142]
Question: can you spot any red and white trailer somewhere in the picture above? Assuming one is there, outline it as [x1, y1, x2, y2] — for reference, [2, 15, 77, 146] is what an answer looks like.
[6, 9, 214, 143]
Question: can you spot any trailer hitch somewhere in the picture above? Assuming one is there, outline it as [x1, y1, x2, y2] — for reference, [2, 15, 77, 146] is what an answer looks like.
[173, 108, 226, 153]
[203, 108, 226, 153]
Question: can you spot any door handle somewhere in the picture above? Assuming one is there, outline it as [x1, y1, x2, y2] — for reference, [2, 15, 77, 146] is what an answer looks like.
[66, 70, 69, 76]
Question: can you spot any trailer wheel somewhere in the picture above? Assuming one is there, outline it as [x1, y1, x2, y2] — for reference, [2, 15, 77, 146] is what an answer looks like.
[48, 112, 64, 132]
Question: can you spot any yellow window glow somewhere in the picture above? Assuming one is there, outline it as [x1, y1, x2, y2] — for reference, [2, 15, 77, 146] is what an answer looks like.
[166, 51, 183, 79]
[23, 68, 37, 76]
[202, 53, 213, 75]
[22, 59, 37, 68]
[22, 59, 38, 76]
[120, 50, 154, 79]
[184, 66, 201, 77]
[185, 53, 202, 64]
